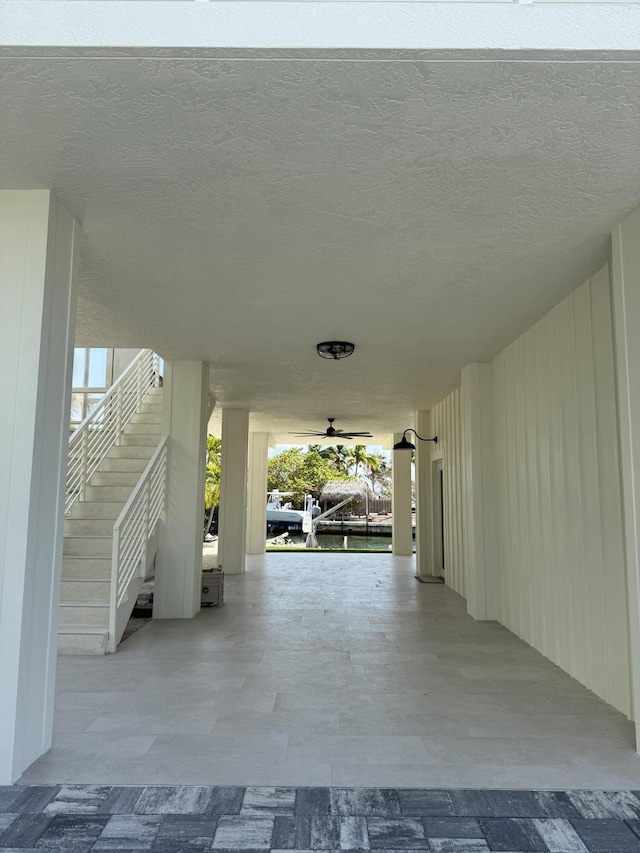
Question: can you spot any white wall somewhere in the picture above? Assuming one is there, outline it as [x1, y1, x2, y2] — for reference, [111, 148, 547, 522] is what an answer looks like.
[430, 388, 465, 597]
[489, 265, 630, 716]
[154, 360, 209, 619]
[246, 432, 269, 555]
[461, 363, 495, 621]
[112, 348, 142, 383]
[611, 210, 640, 729]
[392, 434, 413, 556]
[429, 264, 630, 716]
[0, 191, 78, 782]
[218, 409, 249, 574]
[414, 409, 434, 577]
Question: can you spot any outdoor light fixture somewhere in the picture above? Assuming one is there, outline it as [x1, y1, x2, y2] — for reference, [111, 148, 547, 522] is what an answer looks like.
[393, 429, 438, 451]
[316, 341, 355, 360]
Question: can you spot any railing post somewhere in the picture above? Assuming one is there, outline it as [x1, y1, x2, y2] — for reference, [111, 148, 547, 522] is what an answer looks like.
[116, 384, 123, 446]
[105, 436, 167, 651]
[153, 352, 160, 387]
[141, 479, 150, 577]
[109, 526, 120, 654]
[79, 429, 89, 501]
[137, 355, 144, 414]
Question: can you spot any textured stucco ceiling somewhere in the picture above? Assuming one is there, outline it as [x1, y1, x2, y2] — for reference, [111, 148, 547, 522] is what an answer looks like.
[2, 54, 640, 440]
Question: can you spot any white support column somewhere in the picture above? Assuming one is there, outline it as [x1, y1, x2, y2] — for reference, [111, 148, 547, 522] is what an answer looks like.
[612, 208, 640, 744]
[246, 432, 269, 555]
[414, 411, 434, 576]
[218, 409, 249, 574]
[461, 363, 495, 620]
[154, 360, 209, 619]
[0, 191, 78, 783]
[392, 433, 413, 556]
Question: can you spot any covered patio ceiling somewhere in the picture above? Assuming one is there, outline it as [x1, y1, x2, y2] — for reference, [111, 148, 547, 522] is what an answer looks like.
[2, 50, 640, 442]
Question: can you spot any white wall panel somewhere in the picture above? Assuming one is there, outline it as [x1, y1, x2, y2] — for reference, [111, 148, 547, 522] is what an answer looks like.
[246, 432, 269, 555]
[218, 409, 249, 574]
[611, 211, 640, 726]
[461, 364, 495, 620]
[490, 266, 630, 717]
[431, 388, 465, 597]
[415, 410, 434, 577]
[154, 360, 209, 619]
[0, 191, 77, 782]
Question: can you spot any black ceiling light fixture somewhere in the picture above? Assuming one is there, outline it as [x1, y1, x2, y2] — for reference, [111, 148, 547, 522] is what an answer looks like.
[316, 341, 355, 360]
[393, 429, 438, 451]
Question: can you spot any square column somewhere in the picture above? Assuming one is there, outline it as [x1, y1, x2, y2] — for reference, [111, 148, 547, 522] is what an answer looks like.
[612, 207, 640, 745]
[461, 363, 496, 620]
[392, 433, 413, 556]
[154, 360, 210, 618]
[414, 411, 434, 576]
[218, 409, 249, 574]
[0, 191, 78, 783]
[246, 432, 270, 555]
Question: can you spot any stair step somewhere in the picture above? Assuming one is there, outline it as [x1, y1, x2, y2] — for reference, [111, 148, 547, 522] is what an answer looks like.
[60, 579, 110, 603]
[98, 457, 149, 473]
[64, 518, 114, 536]
[84, 485, 134, 502]
[67, 501, 124, 519]
[124, 423, 161, 436]
[62, 557, 112, 580]
[130, 412, 162, 425]
[118, 435, 160, 447]
[90, 471, 142, 487]
[59, 603, 109, 627]
[57, 628, 109, 655]
[107, 444, 156, 459]
[63, 535, 113, 557]
[57, 381, 162, 656]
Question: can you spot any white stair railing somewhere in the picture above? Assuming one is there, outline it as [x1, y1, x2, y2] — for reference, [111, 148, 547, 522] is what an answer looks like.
[108, 437, 168, 652]
[66, 349, 160, 514]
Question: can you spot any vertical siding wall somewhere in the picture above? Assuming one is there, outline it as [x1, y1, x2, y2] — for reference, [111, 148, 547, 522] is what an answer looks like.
[491, 266, 630, 716]
[431, 388, 465, 597]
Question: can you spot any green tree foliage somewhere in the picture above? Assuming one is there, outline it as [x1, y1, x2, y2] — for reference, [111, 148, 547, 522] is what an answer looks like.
[204, 435, 222, 535]
[347, 444, 370, 479]
[268, 447, 352, 507]
[309, 444, 392, 497]
[366, 452, 392, 497]
[313, 444, 351, 475]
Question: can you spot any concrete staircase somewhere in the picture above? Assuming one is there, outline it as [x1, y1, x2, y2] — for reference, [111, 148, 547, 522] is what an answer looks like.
[59, 387, 163, 654]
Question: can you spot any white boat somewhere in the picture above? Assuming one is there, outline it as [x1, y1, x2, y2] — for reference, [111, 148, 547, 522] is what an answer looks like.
[266, 490, 313, 533]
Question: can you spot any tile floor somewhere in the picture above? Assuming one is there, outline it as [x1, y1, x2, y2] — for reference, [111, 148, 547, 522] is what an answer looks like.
[19, 553, 640, 788]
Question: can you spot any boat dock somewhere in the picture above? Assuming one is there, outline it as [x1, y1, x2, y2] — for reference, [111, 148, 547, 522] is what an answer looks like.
[315, 515, 415, 536]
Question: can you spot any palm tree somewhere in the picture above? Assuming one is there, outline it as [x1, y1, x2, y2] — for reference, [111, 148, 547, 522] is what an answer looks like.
[348, 445, 369, 479]
[315, 444, 351, 475]
[367, 453, 391, 497]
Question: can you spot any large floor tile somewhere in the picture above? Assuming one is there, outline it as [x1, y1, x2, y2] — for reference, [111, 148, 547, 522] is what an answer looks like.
[19, 553, 640, 788]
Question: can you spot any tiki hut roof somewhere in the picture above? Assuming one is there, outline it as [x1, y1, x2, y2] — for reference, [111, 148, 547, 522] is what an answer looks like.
[319, 480, 375, 503]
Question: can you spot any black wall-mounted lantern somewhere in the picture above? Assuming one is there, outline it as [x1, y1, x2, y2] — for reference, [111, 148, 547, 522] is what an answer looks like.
[393, 429, 438, 451]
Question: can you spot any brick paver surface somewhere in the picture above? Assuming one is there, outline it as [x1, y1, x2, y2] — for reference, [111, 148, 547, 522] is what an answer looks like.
[1, 785, 640, 851]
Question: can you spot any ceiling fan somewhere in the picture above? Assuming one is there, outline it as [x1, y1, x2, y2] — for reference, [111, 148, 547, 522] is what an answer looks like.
[289, 418, 373, 441]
